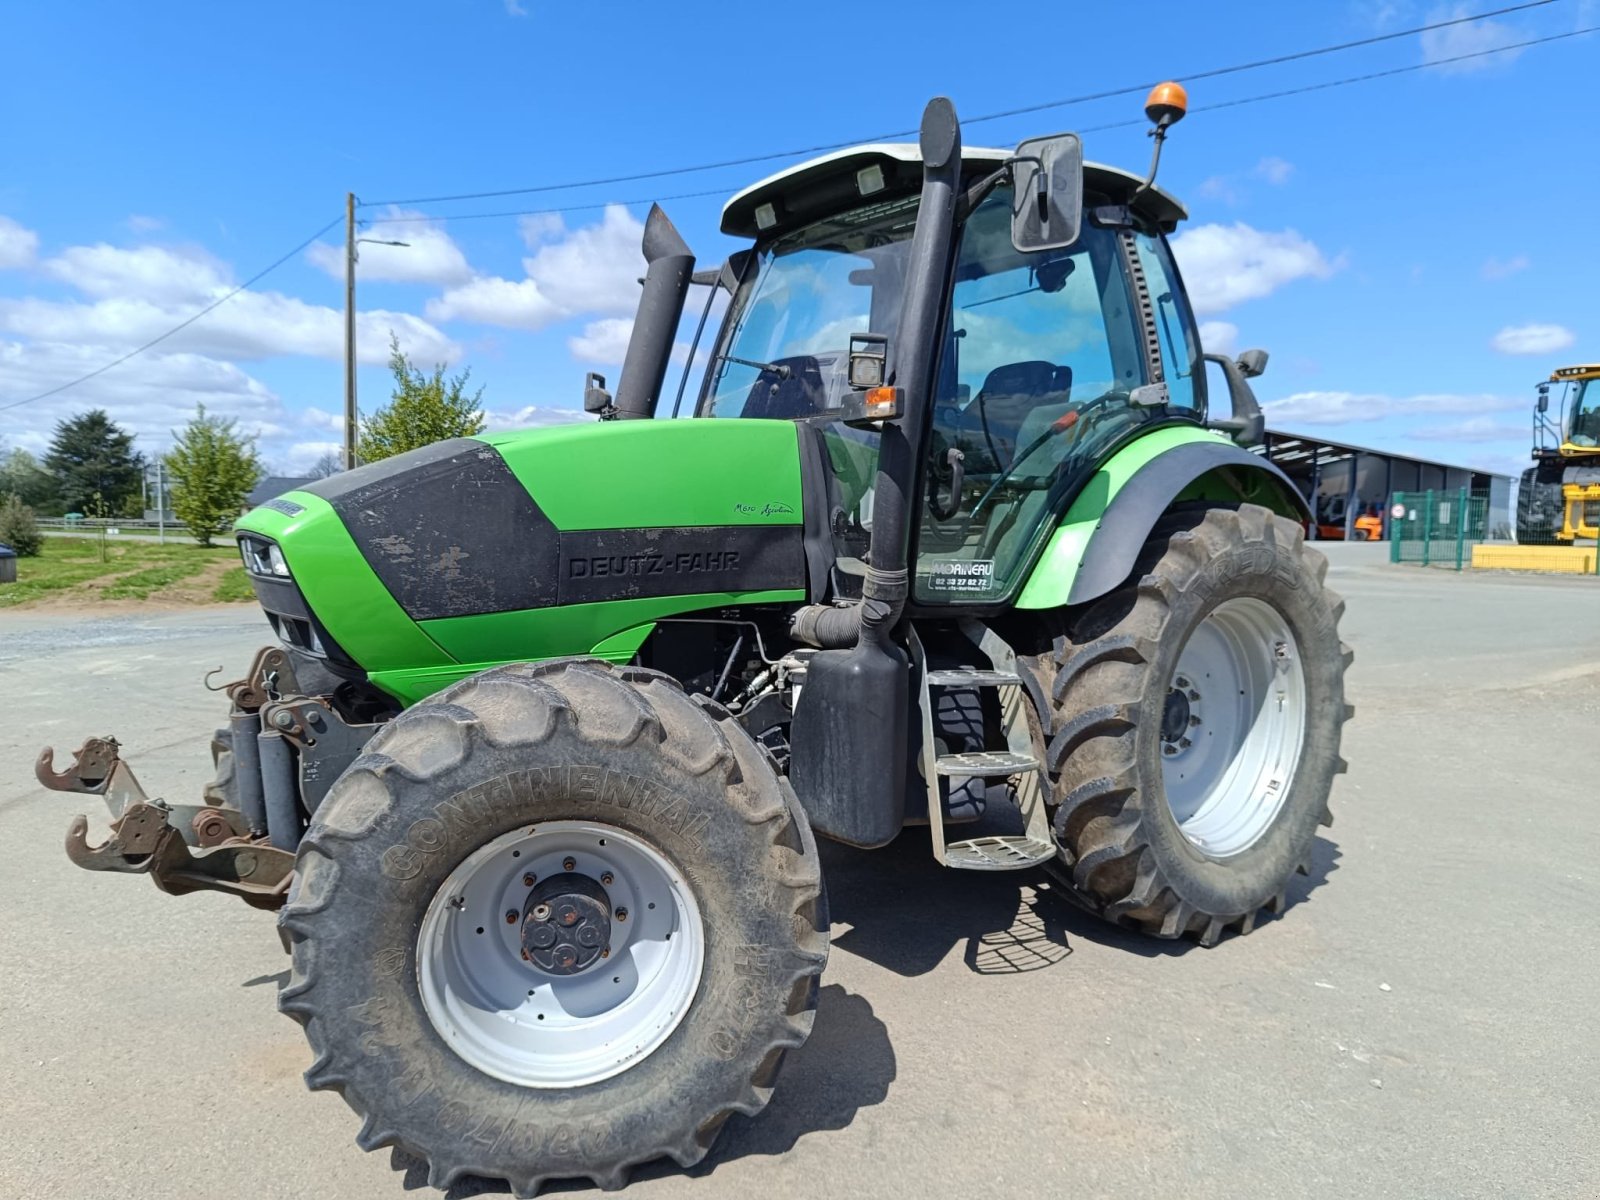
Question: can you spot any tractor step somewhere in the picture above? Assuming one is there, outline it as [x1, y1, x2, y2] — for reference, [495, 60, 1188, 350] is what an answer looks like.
[934, 750, 1039, 775]
[944, 835, 1057, 870]
[925, 668, 1020, 688]
[911, 623, 1057, 873]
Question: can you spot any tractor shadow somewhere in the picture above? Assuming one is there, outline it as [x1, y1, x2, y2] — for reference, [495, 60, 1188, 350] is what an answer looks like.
[398, 831, 1338, 1197]
[820, 826, 1342, 975]
[406, 982, 896, 1198]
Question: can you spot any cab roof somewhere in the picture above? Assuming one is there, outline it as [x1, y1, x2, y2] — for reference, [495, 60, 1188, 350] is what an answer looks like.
[721, 143, 1187, 240]
[1551, 364, 1600, 381]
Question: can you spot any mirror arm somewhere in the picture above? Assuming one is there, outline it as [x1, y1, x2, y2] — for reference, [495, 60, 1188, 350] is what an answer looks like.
[1203, 352, 1265, 447]
[956, 164, 1010, 220]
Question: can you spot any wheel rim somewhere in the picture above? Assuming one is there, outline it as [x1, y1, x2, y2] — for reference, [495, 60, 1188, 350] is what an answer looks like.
[416, 820, 704, 1089]
[1159, 597, 1306, 858]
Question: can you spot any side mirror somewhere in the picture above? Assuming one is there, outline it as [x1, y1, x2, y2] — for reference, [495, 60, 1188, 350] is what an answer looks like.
[1236, 348, 1269, 379]
[1537, 384, 1550, 414]
[1010, 133, 1083, 254]
[1203, 353, 1265, 447]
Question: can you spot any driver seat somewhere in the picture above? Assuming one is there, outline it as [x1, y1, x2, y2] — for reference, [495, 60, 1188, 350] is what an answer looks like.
[973, 361, 1072, 466]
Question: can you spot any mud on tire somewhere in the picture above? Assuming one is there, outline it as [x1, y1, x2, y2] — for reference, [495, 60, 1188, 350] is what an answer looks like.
[1041, 503, 1352, 946]
[277, 659, 828, 1196]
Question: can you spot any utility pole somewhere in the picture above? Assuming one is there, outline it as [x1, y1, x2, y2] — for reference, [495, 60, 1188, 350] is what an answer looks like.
[155, 458, 166, 545]
[343, 191, 358, 471]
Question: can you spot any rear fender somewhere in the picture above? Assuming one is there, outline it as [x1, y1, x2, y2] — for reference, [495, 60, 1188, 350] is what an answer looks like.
[1017, 438, 1309, 610]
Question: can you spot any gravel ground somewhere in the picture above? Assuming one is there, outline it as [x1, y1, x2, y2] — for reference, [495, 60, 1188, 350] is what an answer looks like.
[1, 544, 1596, 1200]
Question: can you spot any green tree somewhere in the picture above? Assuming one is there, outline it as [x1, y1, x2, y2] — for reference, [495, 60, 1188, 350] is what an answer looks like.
[166, 405, 263, 547]
[44, 410, 144, 516]
[357, 335, 485, 463]
[0, 493, 43, 556]
[0, 447, 56, 511]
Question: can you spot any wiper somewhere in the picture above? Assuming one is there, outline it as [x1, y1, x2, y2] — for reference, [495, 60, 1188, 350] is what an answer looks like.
[716, 354, 791, 380]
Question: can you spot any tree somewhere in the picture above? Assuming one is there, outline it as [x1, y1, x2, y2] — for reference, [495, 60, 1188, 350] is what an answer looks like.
[306, 450, 343, 480]
[166, 405, 263, 547]
[0, 447, 56, 511]
[44, 410, 144, 516]
[0, 493, 43, 556]
[357, 335, 485, 463]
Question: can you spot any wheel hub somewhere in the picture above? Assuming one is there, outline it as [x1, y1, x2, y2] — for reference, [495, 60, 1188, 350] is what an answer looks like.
[521, 873, 612, 975]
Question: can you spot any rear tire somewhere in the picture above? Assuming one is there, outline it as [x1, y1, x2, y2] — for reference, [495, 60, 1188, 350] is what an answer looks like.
[278, 659, 828, 1195]
[1044, 504, 1351, 946]
[1516, 465, 1563, 545]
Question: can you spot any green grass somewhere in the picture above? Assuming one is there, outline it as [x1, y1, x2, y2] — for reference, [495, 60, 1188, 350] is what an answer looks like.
[0, 534, 247, 608]
[212, 566, 255, 603]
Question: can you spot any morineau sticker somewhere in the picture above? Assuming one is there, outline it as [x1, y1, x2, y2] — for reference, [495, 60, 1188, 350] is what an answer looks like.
[926, 559, 995, 593]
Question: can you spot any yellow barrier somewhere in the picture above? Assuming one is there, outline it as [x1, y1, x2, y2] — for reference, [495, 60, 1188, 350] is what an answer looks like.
[1471, 544, 1599, 573]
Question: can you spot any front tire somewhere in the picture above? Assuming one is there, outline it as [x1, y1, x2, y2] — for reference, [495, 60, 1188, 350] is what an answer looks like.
[277, 659, 828, 1195]
[1045, 504, 1351, 946]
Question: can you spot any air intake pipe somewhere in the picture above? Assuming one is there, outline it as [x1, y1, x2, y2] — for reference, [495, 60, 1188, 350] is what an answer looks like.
[612, 205, 695, 420]
[785, 98, 962, 848]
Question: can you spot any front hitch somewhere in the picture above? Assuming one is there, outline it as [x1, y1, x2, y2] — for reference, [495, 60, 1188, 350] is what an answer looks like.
[40, 737, 296, 912]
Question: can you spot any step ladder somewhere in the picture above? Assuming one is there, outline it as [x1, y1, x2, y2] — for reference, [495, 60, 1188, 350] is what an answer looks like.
[910, 625, 1056, 871]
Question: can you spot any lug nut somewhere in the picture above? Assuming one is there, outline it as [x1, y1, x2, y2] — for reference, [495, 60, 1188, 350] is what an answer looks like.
[522, 872, 536, 887]
[601, 947, 611, 959]
[520, 948, 529, 960]
[600, 872, 614, 886]
[1189, 715, 1202, 727]
[531, 903, 551, 922]
[615, 907, 628, 922]
[1178, 737, 1192, 750]
[562, 856, 576, 871]
[505, 910, 518, 924]
[1187, 689, 1201, 701]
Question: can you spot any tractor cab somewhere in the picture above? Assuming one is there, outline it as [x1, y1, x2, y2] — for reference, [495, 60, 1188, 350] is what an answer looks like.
[703, 144, 1206, 607]
[1548, 364, 1600, 451]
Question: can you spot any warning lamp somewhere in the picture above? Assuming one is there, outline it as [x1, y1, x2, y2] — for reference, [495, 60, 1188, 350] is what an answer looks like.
[1145, 81, 1188, 131]
[1136, 81, 1188, 196]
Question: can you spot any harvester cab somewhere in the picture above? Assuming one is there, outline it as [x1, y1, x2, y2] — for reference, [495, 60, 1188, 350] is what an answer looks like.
[37, 89, 1351, 1194]
[1518, 362, 1600, 543]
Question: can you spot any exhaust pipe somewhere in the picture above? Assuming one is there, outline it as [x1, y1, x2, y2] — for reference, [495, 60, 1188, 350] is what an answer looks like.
[612, 205, 695, 420]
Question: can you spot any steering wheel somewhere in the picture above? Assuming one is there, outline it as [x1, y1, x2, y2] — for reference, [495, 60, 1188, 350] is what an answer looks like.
[968, 389, 1126, 520]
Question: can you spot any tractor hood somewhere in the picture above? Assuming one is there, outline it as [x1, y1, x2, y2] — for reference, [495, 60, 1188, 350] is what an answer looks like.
[233, 420, 809, 703]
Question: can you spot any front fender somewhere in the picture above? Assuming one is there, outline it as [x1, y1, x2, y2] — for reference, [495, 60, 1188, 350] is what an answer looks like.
[1016, 433, 1309, 610]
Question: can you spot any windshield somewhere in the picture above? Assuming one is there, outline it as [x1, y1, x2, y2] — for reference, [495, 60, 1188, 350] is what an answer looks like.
[1564, 379, 1600, 448]
[699, 195, 918, 419]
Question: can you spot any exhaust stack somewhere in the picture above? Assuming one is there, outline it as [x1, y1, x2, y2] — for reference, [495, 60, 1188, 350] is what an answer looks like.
[612, 205, 695, 420]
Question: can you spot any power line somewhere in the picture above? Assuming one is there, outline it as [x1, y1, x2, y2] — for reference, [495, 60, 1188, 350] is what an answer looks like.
[4, 7, 1588, 411]
[371, 23, 1595, 229]
[360, 186, 736, 228]
[1074, 24, 1600, 135]
[364, 0, 1567, 208]
[0, 213, 344, 414]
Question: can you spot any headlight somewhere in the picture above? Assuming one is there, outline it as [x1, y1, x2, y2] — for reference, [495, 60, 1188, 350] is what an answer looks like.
[266, 544, 290, 577]
[240, 535, 292, 578]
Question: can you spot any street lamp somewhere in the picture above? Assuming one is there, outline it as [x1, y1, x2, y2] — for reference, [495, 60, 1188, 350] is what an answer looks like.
[343, 191, 411, 470]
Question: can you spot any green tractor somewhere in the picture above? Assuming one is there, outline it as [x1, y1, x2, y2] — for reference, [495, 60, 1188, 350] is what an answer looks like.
[38, 87, 1349, 1194]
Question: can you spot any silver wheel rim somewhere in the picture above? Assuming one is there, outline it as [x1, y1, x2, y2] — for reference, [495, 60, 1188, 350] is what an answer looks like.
[416, 820, 704, 1089]
[1160, 597, 1306, 858]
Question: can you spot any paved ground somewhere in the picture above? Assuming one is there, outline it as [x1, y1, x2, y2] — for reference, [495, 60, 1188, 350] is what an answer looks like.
[2, 545, 1597, 1199]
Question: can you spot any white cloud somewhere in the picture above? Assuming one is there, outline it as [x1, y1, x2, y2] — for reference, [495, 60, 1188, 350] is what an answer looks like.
[44, 242, 229, 304]
[1481, 254, 1530, 281]
[1420, 3, 1526, 72]
[1196, 176, 1241, 206]
[427, 275, 564, 331]
[521, 205, 644, 315]
[1198, 321, 1239, 354]
[1170, 223, 1337, 316]
[0, 291, 457, 365]
[1406, 416, 1526, 442]
[568, 317, 635, 364]
[280, 441, 344, 473]
[481, 405, 591, 432]
[518, 213, 565, 244]
[429, 205, 645, 333]
[125, 214, 164, 233]
[502, 0, 527, 14]
[307, 208, 474, 286]
[0, 216, 40, 269]
[1490, 322, 1574, 356]
[1254, 157, 1294, 186]
[1262, 389, 1522, 426]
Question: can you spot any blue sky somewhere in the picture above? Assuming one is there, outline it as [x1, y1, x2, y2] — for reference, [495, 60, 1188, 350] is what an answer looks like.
[0, 0, 1594, 478]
